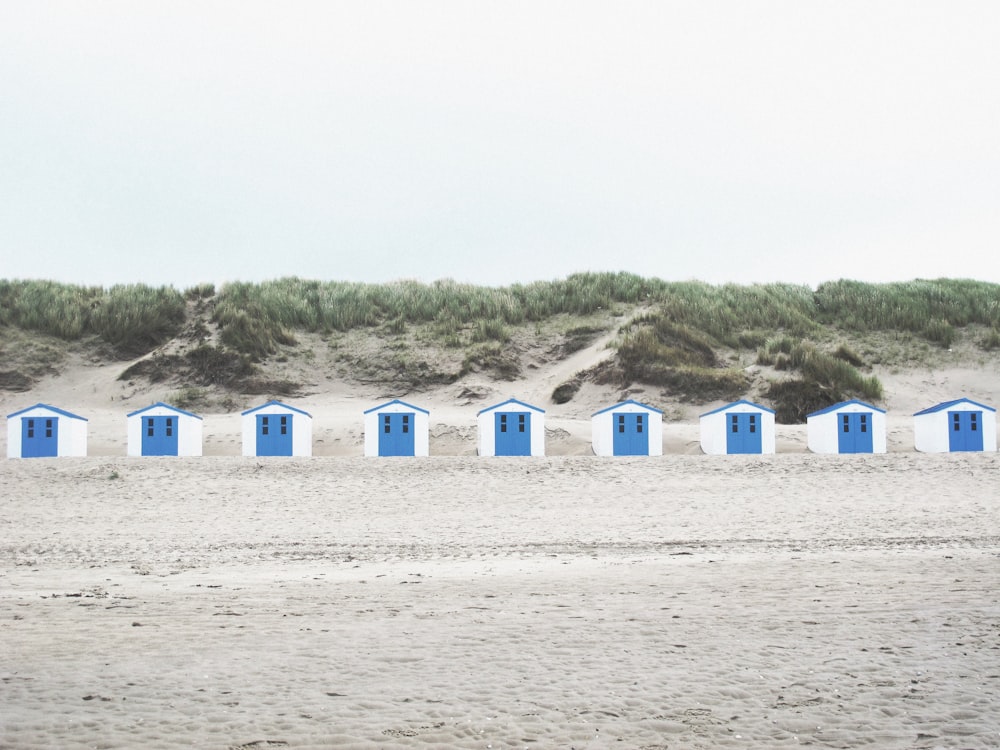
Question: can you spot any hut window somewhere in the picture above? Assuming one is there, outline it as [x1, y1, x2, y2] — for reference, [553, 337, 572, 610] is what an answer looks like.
[860, 415, 867, 433]
[953, 414, 960, 431]
[618, 415, 625, 433]
[383, 415, 391, 433]
[971, 413, 978, 431]
[280, 416, 288, 435]
[500, 414, 507, 433]
[636, 415, 643, 433]
[147, 418, 155, 437]
[402, 415, 410, 434]
[518, 414, 526, 432]
[731, 415, 738, 433]
[45, 419, 53, 438]
[749, 415, 756, 433]
[842, 415, 849, 433]
[262, 417, 269, 435]
[27, 419, 34, 438]
[165, 418, 173, 437]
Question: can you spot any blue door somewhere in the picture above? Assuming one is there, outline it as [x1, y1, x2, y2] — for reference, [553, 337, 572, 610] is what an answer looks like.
[837, 412, 873, 453]
[21, 417, 58, 458]
[257, 414, 293, 456]
[948, 411, 983, 452]
[142, 416, 179, 456]
[613, 413, 648, 455]
[379, 412, 415, 456]
[495, 411, 531, 456]
[726, 413, 762, 454]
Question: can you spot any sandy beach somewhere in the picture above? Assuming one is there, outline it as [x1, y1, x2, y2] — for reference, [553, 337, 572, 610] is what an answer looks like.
[2, 453, 998, 749]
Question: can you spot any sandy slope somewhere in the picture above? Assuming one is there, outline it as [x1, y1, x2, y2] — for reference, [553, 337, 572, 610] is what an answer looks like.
[2, 454, 999, 749]
[2, 330, 999, 457]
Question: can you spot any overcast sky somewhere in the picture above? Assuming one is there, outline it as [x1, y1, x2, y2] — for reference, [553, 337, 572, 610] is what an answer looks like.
[2, 1, 998, 290]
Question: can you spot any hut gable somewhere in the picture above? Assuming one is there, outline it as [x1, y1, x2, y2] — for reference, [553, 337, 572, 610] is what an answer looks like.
[363, 399, 431, 457]
[477, 398, 546, 457]
[241, 400, 313, 457]
[913, 398, 997, 453]
[6, 403, 88, 458]
[591, 399, 663, 456]
[699, 400, 776, 455]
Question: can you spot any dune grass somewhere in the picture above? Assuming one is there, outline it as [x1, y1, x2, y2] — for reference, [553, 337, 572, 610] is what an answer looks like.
[2, 275, 998, 364]
[0, 280, 186, 356]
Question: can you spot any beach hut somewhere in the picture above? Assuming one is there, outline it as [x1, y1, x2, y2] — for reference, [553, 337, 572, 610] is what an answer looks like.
[477, 398, 545, 456]
[242, 400, 313, 457]
[591, 399, 663, 456]
[6, 403, 88, 458]
[126, 402, 203, 457]
[699, 400, 776, 455]
[806, 399, 886, 454]
[913, 398, 997, 453]
[363, 399, 430, 457]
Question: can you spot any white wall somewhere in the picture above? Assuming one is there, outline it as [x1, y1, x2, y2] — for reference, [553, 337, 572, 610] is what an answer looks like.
[914, 404, 997, 453]
[127, 406, 203, 457]
[807, 404, 886, 454]
[699, 405, 775, 455]
[363, 402, 429, 457]
[477, 402, 545, 456]
[591, 403, 663, 456]
[6, 407, 88, 458]
[241, 404, 313, 456]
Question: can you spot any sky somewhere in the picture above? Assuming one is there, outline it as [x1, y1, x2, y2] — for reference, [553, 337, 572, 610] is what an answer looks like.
[1, 1, 998, 290]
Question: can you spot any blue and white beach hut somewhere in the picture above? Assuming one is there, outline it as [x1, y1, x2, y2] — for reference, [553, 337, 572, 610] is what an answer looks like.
[477, 398, 545, 456]
[126, 402, 203, 457]
[591, 399, 663, 456]
[913, 398, 996, 453]
[699, 400, 775, 455]
[242, 400, 313, 457]
[806, 399, 886, 454]
[6, 403, 88, 458]
[364, 399, 430, 457]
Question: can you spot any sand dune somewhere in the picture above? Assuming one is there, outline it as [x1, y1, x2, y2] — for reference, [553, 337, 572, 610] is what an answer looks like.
[2, 454, 998, 749]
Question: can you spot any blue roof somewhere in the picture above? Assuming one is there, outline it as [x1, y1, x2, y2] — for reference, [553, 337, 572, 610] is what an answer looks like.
[807, 399, 885, 418]
[242, 399, 312, 418]
[913, 398, 996, 416]
[592, 399, 663, 417]
[126, 401, 203, 420]
[699, 399, 775, 418]
[477, 397, 545, 416]
[364, 399, 429, 415]
[6, 403, 87, 421]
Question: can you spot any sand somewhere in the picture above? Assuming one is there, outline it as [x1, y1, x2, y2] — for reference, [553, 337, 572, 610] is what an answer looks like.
[2, 453, 999, 749]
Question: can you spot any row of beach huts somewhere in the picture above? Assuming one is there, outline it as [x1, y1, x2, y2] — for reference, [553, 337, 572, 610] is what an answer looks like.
[6, 396, 998, 458]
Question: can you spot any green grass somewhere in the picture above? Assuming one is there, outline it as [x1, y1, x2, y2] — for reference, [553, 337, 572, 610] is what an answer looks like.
[3, 275, 998, 368]
[0, 280, 185, 356]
